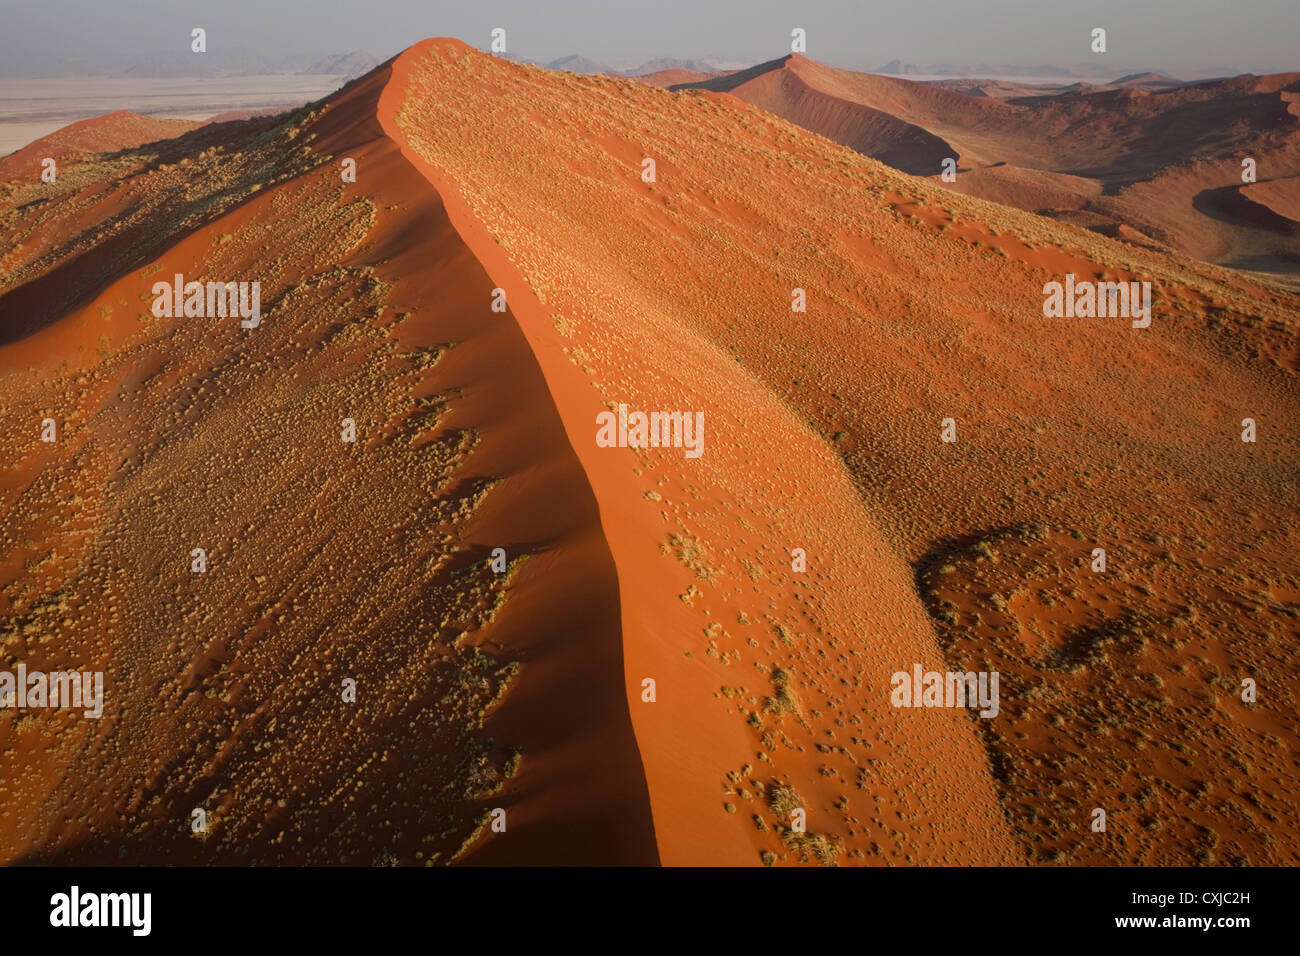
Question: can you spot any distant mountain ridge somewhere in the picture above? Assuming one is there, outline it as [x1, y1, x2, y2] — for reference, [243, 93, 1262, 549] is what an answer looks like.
[541, 54, 737, 77]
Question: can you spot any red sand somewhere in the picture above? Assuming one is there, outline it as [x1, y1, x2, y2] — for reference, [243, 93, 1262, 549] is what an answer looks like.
[676, 57, 1300, 269]
[1, 41, 1296, 867]
[0, 111, 199, 181]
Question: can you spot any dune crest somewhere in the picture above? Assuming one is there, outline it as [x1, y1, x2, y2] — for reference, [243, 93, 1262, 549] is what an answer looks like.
[1, 37, 1296, 867]
[385, 39, 1299, 866]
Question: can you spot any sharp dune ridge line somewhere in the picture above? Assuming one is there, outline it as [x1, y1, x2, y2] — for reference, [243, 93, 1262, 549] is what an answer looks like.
[386, 39, 1020, 865]
[386, 39, 1297, 866]
[0, 53, 657, 866]
[0, 36, 1296, 866]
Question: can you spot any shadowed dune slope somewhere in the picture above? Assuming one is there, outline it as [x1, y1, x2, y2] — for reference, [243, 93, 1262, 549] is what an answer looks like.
[1236, 176, 1300, 231]
[0, 60, 657, 866]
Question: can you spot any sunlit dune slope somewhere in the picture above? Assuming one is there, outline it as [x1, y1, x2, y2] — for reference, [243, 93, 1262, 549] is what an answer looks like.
[391, 39, 1299, 866]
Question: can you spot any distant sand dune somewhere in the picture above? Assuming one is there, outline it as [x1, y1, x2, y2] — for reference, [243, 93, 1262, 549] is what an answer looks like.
[674, 56, 1300, 270]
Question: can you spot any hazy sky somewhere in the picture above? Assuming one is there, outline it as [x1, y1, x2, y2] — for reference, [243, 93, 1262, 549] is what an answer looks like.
[1, 0, 1296, 75]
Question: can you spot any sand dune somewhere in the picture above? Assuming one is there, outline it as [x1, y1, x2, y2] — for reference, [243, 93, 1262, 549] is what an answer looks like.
[1, 40, 1296, 866]
[633, 69, 717, 88]
[0, 63, 655, 866]
[1235, 176, 1300, 231]
[392, 41, 1298, 865]
[673, 56, 1300, 271]
[0, 111, 200, 181]
[391, 41, 1019, 866]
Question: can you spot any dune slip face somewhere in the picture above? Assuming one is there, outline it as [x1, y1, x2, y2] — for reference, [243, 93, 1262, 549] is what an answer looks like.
[0, 55, 655, 866]
[384, 39, 1299, 866]
[0, 34, 1297, 869]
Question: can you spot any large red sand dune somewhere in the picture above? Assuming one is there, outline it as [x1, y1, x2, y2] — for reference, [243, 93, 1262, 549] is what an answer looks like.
[0, 40, 1296, 866]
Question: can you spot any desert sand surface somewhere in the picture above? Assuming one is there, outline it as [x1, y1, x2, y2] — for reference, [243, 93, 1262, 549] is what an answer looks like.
[0, 39, 1296, 866]
[674, 56, 1300, 275]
